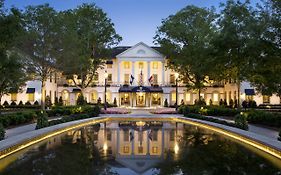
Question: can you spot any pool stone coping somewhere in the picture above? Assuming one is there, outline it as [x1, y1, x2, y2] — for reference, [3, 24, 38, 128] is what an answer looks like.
[0, 115, 280, 160]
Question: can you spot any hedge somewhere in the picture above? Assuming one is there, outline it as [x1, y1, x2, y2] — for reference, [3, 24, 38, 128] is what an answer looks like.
[178, 105, 240, 117]
[37, 105, 100, 129]
[0, 111, 37, 128]
[246, 110, 281, 128]
[184, 113, 248, 130]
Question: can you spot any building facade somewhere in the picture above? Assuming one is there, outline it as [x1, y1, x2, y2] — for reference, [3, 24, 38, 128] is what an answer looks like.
[1, 42, 280, 107]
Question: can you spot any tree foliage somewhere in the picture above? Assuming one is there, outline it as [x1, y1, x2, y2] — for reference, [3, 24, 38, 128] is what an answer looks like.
[154, 6, 218, 98]
[57, 4, 122, 94]
[0, 2, 27, 104]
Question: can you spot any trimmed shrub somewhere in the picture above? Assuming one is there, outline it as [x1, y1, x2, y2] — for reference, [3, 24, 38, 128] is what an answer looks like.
[34, 100, 39, 105]
[0, 111, 37, 128]
[25, 101, 31, 106]
[36, 111, 49, 129]
[234, 113, 249, 130]
[113, 97, 117, 106]
[45, 96, 52, 108]
[77, 94, 86, 106]
[3, 101, 9, 106]
[18, 101, 23, 105]
[58, 96, 63, 106]
[10, 101, 17, 106]
[0, 123, 5, 140]
[229, 99, 234, 108]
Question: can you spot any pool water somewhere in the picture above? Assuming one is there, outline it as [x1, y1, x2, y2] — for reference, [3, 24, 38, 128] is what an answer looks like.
[0, 121, 281, 175]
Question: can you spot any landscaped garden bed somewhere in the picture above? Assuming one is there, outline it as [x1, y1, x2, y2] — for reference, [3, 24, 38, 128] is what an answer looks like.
[150, 108, 177, 114]
[100, 108, 131, 114]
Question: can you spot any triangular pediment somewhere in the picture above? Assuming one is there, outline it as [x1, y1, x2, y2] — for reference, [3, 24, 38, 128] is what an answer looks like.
[116, 42, 164, 58]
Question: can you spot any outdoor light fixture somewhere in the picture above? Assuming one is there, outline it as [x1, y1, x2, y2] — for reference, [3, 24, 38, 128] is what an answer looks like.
[103, 142, 108, 152]
[174, 143, 179, 154]
[136, 121, 145, 127]
[104, 71, 108, 110]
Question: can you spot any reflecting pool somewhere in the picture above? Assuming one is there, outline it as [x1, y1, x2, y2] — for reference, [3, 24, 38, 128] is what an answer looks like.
[0, 121, 281, 175]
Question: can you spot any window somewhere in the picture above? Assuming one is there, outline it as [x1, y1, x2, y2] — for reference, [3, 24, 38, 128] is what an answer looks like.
[263, 95, 270, 104]
[123, 146, 130, 153]
[152, 146, 158, 154]
[91, 92, 97, 102]
[49, 91, 52, 102]
[94, 73, 99, 81]
[153, 74, 158, 84]
[139, 62, 144, 69]
[11, 93, 17, 101]
[246, 95, 254, 101]
[170, 74, 175, 84]
[171, 92, 176, 102]
[234, 91, 237, 100]
[213, 93, 219, 102]
[138, 146, 144, 154]
[185, 93, 191, 102]
[54, 73, 57, 83]
[229, 91, 232, 101]
[107, 74, 112, 82]
[107, 130, 111, 141]
[124, 74, 130, 84]
[124, 61, 130, 69]
[152, 62, 158, 69]
[28, 93, 35, 102]
[107, 64, 112, 69]
[124, 130, 129, 142]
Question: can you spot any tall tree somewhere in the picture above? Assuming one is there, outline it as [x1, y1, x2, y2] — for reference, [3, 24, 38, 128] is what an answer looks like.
[57, 4, 121, 96]
[0, 1, 27, 105]
[19, 4, 60, 109]
[248, 0, 281, 97]
[154, 5, 218, 102]
[214, 0, 257, 106]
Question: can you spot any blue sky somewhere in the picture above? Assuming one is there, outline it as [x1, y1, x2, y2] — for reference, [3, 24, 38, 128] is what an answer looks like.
[5, 0, 261, 46]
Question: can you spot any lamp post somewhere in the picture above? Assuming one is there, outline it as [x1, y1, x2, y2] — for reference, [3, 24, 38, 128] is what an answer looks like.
[175, 73, 179, 111]
[104, 71, 108, 111]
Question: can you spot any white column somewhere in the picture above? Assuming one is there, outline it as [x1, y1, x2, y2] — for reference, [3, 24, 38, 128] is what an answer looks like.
[162, 61, 165, 85]
[147, 61, 151, 86]
[132, 61, 135, 85]
[117, 60, 121, 85]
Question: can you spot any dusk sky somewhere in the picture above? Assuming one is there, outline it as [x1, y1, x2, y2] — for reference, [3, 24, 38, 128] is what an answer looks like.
[5, 0, 261, 46]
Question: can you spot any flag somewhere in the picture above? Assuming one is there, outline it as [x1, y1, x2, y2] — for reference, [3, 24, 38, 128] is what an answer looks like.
[148, 129, 153, 141]
[130, 75, 135, 85]
[148, 75, 154, 85]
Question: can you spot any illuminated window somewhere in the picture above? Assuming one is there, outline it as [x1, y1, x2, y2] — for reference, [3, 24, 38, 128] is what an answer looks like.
[172, 92, 176, 102]
[107, 64, 112, 69]
[263, 95, 270, 104]
[124, 62, 130, 69]
[213, 93, 219, 102]
[138, 146, 143, 154]
[170, 74, 175, 84]
[124, 74, 130, 84]
[152, 146, 158, 154]
[107, 74, 112, 82]
[139, 62, 144, 69]
[11, 93, 17, 101]
[91, 92, 97, 102]
[28, 93, 35, 102]
[246, 95, 254, 101]
[185, 93, 191, 102]
[152, 62, 158, 69]
[123, 146, 130, 153]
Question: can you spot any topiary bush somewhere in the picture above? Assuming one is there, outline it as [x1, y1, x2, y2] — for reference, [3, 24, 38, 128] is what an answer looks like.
[164, 99, 168, 107]
[45, 96, 52, 108]
[234, 113, 249, 130]
[3, 101, 9, 106]
[25, 101, 31, 106]
[34, 100, 39, 105]
[10, 101, 17, 106]
[0, 123, 5, 140]
[36, 111, 49, 129]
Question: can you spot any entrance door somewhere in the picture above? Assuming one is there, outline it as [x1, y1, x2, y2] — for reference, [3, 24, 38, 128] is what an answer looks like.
[136, 92, 145, 107]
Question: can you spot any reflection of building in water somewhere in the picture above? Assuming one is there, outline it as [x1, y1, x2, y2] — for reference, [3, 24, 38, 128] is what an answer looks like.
[67, 121, 184, 174]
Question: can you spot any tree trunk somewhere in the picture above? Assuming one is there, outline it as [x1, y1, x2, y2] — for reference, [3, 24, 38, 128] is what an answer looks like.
[41, 80, 46, 110]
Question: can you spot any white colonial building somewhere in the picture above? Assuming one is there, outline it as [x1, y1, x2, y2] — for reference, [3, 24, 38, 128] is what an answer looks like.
[1, 42, 280, 107]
